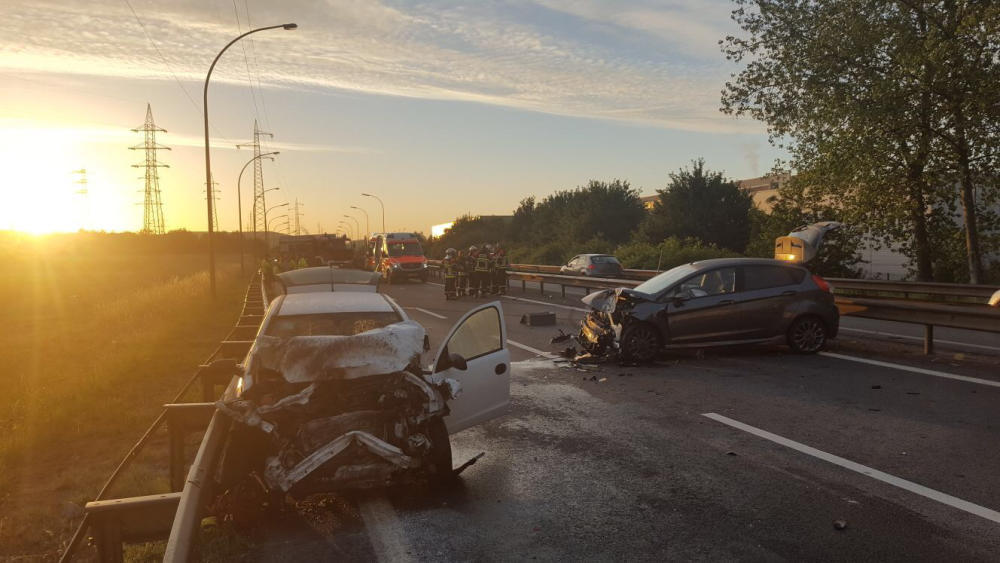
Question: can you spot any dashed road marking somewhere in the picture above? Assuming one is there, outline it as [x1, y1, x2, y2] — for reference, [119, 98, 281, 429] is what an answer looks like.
[839, 327, 1000, 353]
[508, 339, 561, 359]
[703, 412, 1000, 525]
[410, 307, 447, 319]
[819, 351, 1000, 389]
[358, 495, 415, 562]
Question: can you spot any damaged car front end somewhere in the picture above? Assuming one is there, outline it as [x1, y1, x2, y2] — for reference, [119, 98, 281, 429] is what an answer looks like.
[579, 287, 660, 362]
[216, 320, 458, 497]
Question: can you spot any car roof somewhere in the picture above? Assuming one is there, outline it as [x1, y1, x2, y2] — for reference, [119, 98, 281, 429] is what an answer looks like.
[688, 257, 807, 270]
[276, 292, 396, 316]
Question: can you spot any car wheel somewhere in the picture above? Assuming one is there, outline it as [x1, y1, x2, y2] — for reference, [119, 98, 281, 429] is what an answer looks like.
[426, 417, 454, 485]
[620, 323, 660, 363]
[787, 315, 827, 354]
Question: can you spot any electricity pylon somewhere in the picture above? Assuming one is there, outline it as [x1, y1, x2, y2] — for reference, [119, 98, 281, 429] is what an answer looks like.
[130, 103, 169, 234]
[72, 169, 89, 231]
[236, 120, 273, 241]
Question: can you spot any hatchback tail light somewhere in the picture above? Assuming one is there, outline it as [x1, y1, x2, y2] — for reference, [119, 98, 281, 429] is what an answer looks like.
[812, 274, 831, 293]
[587, 264, 595, 270]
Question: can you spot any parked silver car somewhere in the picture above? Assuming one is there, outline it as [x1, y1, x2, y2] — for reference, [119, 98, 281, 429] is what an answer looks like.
[579, 258, 840, 362]
[560, 254, 624, 278]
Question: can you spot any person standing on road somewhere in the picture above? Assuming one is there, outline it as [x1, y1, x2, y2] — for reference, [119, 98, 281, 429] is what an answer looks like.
[473, 245, 492, 297]
[443, 248, 458, 300]
[493, 243, 508, 295]
[456, 249, 469, 297]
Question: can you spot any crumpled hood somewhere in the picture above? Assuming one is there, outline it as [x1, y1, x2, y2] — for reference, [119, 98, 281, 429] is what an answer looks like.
[581, 288, 648, 313]
[247, 320, 425, 382]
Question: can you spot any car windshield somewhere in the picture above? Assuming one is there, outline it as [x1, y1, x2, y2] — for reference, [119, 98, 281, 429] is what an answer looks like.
[591, 255, 620, 265]
[265, 312, 403, 337]
[387, 242, 423, 257]
[633, 263, 699, 295]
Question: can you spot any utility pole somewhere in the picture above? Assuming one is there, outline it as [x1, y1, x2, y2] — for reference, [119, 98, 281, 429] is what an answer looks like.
[72, 169, 89, 231]
[130, 104, 169, 234]
[292, 199, 305, 235]
[237, 121, 273, 248]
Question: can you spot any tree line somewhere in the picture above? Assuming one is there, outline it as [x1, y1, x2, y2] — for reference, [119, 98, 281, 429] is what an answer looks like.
[431, 1, 1000, 283]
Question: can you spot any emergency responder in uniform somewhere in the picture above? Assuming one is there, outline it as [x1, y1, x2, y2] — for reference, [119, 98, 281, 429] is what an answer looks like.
[442, 248, 458, 300]
[483, 244, 496, 294]
[473, 244, 492, 297]
[467, 245, 480, 297]
[493, 243, 509, 295]
[456, 249, 468, 297]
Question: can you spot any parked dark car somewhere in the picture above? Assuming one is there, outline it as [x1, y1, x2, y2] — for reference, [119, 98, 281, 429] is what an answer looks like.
[579, 258, 839, 362]
[560, 254, 624, 278]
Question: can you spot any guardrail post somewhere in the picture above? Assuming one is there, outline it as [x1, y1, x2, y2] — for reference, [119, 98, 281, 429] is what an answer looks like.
[521, 279, 526, 292]
[924, 324, 934, 355]
[93, 518, 124, 563]
[540, 281, 544, 295]
[168, 420, 185, 492]
[561, 285, 565, 298]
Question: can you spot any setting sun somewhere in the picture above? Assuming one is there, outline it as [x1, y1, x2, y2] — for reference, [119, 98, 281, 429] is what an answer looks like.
[0, 121, 139, 233]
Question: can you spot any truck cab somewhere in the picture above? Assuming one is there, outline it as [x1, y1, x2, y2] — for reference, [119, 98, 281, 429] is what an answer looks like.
[370, 232, 429, 283]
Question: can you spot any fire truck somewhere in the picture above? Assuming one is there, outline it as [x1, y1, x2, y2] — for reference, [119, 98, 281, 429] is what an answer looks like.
[368, 232, 429, 283]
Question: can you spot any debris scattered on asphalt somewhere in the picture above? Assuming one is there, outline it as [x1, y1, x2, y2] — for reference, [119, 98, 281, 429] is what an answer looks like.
[868, 408, 881, 412]
[694, 349, 706, 360]
[550, 329, 573, 344]
[598, 377, 607, 383]
[521, 311, 556, 326]
[906, 391, 920, 395]
[833, 519, 848, 530]
[871, 385, 882, 389]
[574, 352, 599, 364]
[454, 452, 486, 476]
[559, 346, 577, 358]
[726, 451, 738, 456]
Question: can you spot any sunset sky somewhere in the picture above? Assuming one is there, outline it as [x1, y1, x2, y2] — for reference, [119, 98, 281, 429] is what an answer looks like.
[0, 0, 782, 235]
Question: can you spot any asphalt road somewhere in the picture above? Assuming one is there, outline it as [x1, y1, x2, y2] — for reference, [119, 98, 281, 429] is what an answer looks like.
[253, 279, 1000, 561]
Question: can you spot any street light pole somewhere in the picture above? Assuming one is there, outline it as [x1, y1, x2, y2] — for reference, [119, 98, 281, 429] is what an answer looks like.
[204, 22, 296, 297]
[343, 214, 361, 240]
[237, 151, 279, 274]
[361, 193, 385, 233]
[264, 202, 289, 252]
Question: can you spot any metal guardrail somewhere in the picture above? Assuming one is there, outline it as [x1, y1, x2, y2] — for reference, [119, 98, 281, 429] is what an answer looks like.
[163, 272, 270, 562]
[63, 273, 266, 562]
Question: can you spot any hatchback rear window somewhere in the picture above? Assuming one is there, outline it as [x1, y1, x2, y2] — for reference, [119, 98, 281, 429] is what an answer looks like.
[743, 265, 806, 291]
[266, 312, 403, 337]
[591, 256, 620, 264]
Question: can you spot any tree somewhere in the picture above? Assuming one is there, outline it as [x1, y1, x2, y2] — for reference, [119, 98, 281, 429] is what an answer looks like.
[640, 159, 753, 252]
[721, 0, 1000, 282]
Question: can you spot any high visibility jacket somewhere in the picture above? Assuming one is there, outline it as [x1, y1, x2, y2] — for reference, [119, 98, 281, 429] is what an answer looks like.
[443, 258, 457, 277]
[494, 254, 508, 268]
[474, 255, 491, 271]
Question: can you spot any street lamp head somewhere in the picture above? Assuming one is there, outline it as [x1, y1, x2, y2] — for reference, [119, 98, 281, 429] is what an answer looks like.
[283, 23, 298, 30]
[362, 193, 372, 197]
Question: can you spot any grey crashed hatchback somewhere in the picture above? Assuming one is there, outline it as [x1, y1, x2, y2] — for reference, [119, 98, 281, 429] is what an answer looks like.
[579, 258, 839, 362]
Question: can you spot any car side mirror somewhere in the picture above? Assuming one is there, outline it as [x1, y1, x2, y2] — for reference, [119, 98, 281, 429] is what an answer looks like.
[448, 353, 468, 371]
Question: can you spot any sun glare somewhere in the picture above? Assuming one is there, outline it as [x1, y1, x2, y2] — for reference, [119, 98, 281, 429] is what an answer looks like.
[0, 123, 134, 234]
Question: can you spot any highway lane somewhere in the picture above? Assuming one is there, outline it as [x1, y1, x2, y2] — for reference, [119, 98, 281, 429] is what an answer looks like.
[345, 280, 1000, 561]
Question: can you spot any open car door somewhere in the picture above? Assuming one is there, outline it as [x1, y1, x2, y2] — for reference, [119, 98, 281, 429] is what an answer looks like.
[431, 301, 510, 434]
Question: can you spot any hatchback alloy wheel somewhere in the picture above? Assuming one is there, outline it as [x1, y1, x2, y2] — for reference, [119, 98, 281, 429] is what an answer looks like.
[788, 316, 826, 354]
[621, 323, 660, 363]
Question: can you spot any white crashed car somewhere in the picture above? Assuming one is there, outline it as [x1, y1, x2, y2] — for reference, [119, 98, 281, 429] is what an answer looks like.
[216, 291, 511, 498]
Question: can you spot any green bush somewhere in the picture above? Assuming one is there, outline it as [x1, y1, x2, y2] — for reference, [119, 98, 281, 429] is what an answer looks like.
[614, 237, 740, 270]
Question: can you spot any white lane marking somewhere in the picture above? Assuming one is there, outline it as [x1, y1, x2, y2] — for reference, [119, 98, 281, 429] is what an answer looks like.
[839, 327, 1000, 353]
[427, 282, 444, 287]
[358, 495, 415, 563]
[703, 412, 1000, 525]
[410, 307, 447, 319]
[819, 351, 1000, 389]
[503, 295, 589, 313]
[508, 339, 561, 359]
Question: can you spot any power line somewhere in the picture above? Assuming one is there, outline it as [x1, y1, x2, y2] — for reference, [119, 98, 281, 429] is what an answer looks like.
[121, 0, 234, 144]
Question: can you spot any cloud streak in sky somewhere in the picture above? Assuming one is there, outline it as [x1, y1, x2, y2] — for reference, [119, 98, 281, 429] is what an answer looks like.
[0, 0, 754, 134]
